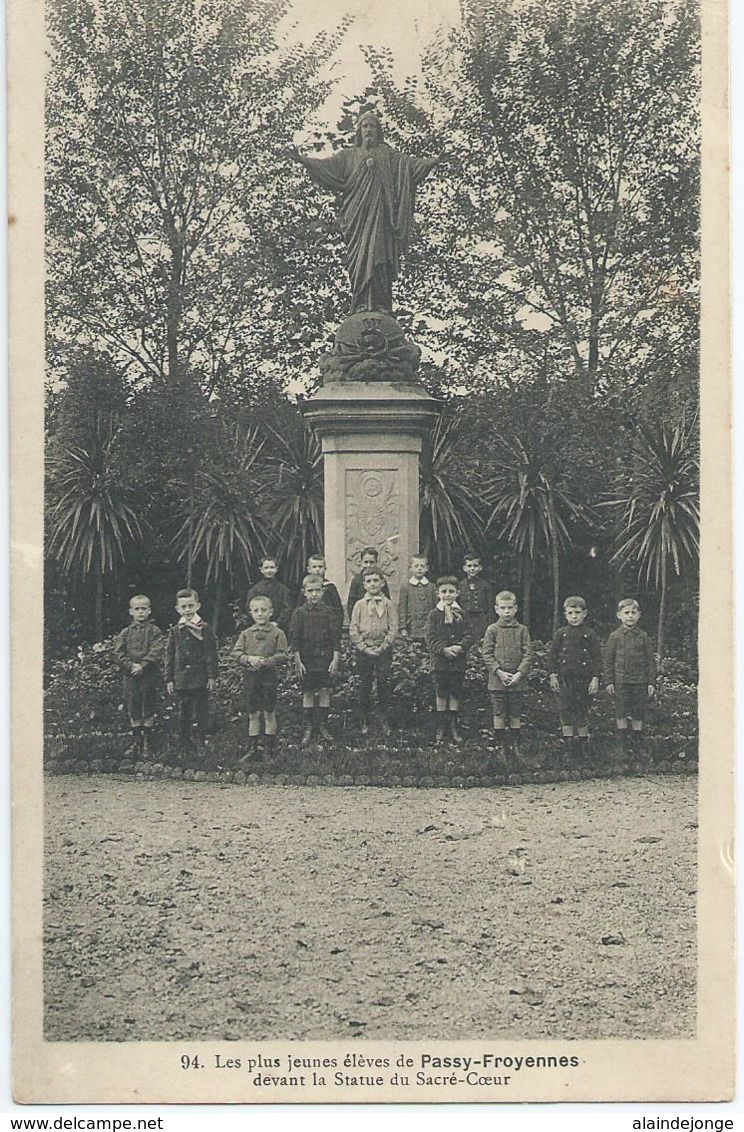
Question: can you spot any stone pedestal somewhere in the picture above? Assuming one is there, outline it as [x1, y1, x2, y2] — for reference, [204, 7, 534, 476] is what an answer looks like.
[302, 382, 439, 602]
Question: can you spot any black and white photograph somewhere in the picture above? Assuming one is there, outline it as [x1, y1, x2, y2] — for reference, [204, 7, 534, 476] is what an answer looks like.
[11, 0, 734, 1106]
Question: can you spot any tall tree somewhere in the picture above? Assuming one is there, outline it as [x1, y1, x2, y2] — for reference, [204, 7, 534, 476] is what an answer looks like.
[363, 0, 700, 396]
[46, 0, 347, 390]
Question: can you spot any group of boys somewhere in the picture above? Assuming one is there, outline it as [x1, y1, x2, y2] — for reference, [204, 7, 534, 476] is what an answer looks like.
[114, 547, 658, 771]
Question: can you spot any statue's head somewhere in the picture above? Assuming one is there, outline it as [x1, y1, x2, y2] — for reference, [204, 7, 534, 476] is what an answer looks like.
[354, 110, 384, 148]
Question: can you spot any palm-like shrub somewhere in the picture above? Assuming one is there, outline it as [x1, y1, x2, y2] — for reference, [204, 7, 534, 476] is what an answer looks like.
[173, 423, 268, 630]
[48, 417, 143, 640]
[604, 417, 699, 654]
[259, 405, 324, 588]
[485, 433, 589, 631]
[418, 412, 488, 574]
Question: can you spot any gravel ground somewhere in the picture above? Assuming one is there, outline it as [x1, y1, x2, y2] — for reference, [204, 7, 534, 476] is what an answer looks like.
[44, 774, 697, 1042]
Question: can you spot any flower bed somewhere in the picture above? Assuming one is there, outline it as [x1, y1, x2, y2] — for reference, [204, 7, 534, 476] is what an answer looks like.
[44, 636, 698, 786]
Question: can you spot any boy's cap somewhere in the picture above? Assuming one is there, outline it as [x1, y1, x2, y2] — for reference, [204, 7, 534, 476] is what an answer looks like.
[564, 595, 587, 610]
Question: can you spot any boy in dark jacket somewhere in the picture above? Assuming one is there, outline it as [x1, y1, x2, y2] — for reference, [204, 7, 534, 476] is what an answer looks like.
[114, 594, 164, 758]
[294, 554, 344, 635]
[604, 598, 658, 756]
[425, 576, 472, 745]
[164, 588, 219, 758]
[245, 555, 293, 633]
[398, 552, 437, 641]
[548, 595, 602, 764]
[459, 552, 494, 644]
[481, 591, 531, 769]
[289, 575, 342, 745]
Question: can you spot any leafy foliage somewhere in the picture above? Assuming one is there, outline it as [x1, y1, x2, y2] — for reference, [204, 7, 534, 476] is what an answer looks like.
[173, 423, 269, 585]
[363, 0, 699, 395]
[254, 400, 324, 588]
[46, 0, 348, 389]
[419, 411, 488, 572]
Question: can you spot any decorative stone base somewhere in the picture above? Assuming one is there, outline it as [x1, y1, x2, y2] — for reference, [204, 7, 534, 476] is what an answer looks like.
[302, 382, 440, 601]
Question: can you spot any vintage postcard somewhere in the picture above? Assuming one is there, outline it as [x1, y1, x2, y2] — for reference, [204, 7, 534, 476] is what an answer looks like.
[11, 0, 734, 1106]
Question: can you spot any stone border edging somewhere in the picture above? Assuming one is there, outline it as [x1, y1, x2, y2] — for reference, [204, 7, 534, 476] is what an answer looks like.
[46, 756, 698, 788]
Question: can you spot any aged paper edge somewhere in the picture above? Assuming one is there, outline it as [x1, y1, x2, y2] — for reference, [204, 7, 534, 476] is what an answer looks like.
[9, 0, 735, 1105]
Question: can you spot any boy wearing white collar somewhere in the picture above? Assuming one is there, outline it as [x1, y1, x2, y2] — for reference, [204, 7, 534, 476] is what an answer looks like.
[164, 588, 219, 760]
[424, 576, 472, 745]
[349, 568, 399, 734]
[398, 553, 437, 640]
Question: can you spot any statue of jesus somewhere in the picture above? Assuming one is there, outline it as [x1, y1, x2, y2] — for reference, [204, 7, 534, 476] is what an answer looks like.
[290, 111, 444, 313]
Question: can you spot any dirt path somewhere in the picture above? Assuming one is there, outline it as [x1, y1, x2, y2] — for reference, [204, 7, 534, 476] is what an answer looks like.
[44, 775, 696, 1041]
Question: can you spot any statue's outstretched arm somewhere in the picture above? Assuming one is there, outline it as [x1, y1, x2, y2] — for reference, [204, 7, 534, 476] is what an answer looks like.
[289, 146, 349, 192]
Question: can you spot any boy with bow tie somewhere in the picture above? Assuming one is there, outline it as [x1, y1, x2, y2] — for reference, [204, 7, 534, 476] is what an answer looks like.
[164, 588, 218, 759]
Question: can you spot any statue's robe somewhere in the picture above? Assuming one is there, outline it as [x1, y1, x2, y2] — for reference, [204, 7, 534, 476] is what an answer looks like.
[299, 143, 437, 312]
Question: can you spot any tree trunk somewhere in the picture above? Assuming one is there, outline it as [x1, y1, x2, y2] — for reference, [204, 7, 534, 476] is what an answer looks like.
[522, 555, 533, 631]
[551, 539, 561, 634]
[167, 235, 184, 382]
[657, 567, 667, 657]
[186, 472, 195, 589]
[213, 575, 223, 636]
[94, 571, 104, 642]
